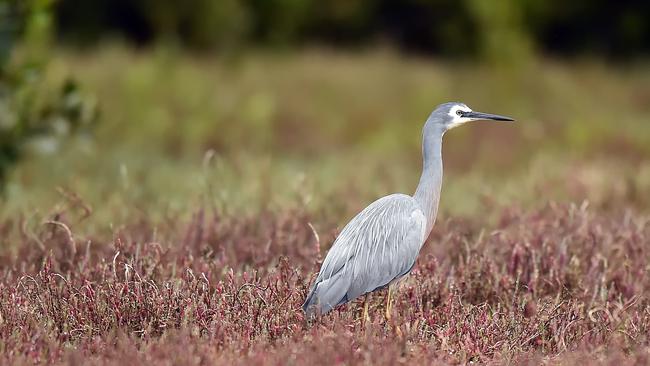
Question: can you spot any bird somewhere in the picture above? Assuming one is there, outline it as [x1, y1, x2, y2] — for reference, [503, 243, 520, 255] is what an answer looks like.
[302, 102, 514, 324]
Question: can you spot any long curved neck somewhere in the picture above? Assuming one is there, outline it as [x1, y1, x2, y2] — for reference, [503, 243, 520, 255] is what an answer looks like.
[413, 126, 444, 235]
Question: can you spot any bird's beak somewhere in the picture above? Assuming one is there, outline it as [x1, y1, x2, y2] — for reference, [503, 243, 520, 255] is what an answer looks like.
[463, 111, 514, 122]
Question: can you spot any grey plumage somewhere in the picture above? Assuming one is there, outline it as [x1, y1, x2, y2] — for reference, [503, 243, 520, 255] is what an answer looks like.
[303, 102, 514, 318]
[303, 194, 426, 314]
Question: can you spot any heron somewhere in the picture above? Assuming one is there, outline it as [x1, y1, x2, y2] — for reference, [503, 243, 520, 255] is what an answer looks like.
[302, 102, 514, 324]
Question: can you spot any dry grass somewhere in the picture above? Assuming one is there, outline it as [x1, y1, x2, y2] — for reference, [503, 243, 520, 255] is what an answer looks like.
[1, 200, 648, 365]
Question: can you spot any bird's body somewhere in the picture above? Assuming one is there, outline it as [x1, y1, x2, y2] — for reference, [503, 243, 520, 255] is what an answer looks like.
[303, 102, 513, 318]
[303, 194, 427, 314]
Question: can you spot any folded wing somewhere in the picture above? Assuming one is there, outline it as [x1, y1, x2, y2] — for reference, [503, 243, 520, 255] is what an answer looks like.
[303, 193, 426, 317]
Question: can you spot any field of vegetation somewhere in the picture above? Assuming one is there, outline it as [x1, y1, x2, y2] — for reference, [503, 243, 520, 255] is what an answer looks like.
[1, 46, 650, 364]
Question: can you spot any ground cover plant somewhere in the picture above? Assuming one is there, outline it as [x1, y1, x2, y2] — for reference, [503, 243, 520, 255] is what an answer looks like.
[1, 198, 648, 364]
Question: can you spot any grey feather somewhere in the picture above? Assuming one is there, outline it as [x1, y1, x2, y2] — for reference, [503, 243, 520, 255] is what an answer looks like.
[302, 194, 426, 317]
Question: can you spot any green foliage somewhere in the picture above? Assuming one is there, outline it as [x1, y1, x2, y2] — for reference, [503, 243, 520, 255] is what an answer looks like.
[53, 0, 650, 57]
[464, 0, 533, 65]
[0, 0, 97, 189]
[143, 0, 250, 49]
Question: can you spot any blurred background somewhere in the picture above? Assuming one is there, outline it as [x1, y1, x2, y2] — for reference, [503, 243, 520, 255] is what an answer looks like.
[1, 0, 649, 226]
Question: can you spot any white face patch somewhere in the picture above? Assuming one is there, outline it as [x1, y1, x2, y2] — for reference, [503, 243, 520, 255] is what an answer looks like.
[446, 104, 473, 130]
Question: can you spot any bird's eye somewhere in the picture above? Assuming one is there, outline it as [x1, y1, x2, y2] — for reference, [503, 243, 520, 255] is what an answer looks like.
[456, 110, 463, 116]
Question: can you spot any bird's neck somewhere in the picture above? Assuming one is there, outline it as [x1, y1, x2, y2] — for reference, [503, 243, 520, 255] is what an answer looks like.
[413, 128, 444, 236]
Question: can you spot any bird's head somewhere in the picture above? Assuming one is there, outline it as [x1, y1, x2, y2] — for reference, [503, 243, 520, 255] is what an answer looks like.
[428, 102, 514, 132]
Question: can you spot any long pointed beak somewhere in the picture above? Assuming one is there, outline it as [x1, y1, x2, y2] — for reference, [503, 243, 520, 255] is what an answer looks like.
[463, 111, 514, 122]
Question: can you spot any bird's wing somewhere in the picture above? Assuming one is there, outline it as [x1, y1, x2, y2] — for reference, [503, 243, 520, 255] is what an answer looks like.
[304, 193, 426, 315]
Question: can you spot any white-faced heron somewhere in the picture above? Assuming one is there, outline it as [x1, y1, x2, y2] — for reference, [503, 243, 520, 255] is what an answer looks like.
[302, 102, 514, 323]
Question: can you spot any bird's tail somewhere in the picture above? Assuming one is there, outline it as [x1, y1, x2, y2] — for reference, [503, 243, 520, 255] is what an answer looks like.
[302, 289, 318, 318]
[302, 272, 351, 319]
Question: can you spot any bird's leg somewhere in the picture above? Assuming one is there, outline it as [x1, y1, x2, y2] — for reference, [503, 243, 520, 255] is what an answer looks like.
[385, 284, 393, 321]
[361, 293, 371, 327]
[385, 284, 403, 338]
